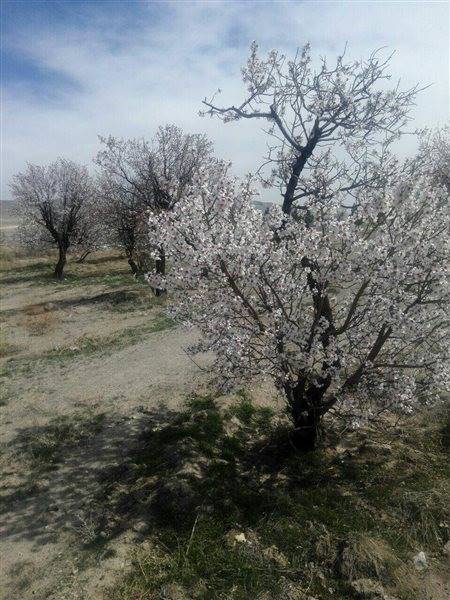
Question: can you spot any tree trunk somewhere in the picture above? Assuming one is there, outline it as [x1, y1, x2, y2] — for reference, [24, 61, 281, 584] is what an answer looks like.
[154, 247, 166, 296]
[76, 250, 91, 263]
[285, 382, 322, 451]
[54, 245, 67, 279]
[290, 408, 320, 451]
[127, 256, 140, 275]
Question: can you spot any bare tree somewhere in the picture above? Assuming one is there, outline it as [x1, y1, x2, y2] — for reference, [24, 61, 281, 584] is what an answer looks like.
[202, 42, 421, 214]
[11, 159, 95, 279]
[94, 125, 214, 284]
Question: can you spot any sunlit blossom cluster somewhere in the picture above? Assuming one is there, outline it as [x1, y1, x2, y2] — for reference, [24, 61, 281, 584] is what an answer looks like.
[150, 168, 449, 426]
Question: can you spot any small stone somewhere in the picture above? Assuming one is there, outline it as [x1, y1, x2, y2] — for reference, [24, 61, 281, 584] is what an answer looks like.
[413, 550, 427, 571]
[443, 540, 450, 558]
[225, 529, 247, 547]
[160, 583, 188, 600]
[351, 578, 384, 598]
[263, 545, 289, 568]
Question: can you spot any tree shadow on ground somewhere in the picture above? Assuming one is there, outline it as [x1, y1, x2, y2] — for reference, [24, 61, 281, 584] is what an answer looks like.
[1, 397, 448, 600]
[0, 406, 176, 551]
[1, 288, 156, 318]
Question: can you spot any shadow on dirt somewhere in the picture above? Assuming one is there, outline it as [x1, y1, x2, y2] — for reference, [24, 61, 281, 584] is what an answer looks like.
[0, 406, 176, 550]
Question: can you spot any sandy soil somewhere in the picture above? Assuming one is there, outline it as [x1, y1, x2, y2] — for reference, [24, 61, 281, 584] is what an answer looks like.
[0, 250, 214, 599]
[1, 247, 447, 600]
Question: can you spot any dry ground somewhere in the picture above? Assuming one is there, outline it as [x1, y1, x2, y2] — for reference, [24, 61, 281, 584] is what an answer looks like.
[0, 235, 448, 600]
[0, 244, 219, 599]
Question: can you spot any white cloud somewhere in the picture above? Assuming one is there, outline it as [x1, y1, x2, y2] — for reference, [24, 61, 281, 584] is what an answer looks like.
[2, 0, 449, 199]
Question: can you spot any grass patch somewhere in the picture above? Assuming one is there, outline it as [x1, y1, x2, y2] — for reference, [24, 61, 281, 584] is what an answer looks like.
[1, 315, 174, 377]
[0, 248, 138, 288]
[98, 398, 449, 600]
[0, 335, 20, 358]
[19, 310, 58, 336]
[48, 315, 174, 358]
[13, 409, 105, 470]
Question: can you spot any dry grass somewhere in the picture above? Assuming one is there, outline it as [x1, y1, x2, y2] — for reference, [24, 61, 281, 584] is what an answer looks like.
[0, 335, 20, 358]
[19, 309, 58, 336]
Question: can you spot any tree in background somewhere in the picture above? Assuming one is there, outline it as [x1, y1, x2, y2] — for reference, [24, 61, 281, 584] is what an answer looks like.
[11, 159, 95, 279]
[94, 125, 214, 283]
[96, 175, 150, 275]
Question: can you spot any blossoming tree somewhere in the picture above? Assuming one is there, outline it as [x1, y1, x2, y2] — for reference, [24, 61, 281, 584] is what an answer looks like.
[151, 169, 448, 449]
[11, 159, 95, 279]
[95, 125, 214, 280]
[201, 42, 420, 211]
[150, 45, 449, 449]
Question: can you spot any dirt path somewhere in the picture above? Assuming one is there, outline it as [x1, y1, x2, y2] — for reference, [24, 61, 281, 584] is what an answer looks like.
[0, 252, 212, 599]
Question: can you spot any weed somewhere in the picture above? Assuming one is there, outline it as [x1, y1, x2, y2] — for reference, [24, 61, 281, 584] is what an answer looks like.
[14, 410, 105, 470]
[0, 336, 20, 358]
[20, 310, 57, 336]
[102, 397, 449, 600]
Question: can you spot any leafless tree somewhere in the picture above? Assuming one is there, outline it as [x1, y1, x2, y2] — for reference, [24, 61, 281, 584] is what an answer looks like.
[11, 159, 95, 278]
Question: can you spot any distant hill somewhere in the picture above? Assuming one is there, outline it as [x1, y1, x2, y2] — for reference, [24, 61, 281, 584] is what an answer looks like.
[252, 200, 275, 213]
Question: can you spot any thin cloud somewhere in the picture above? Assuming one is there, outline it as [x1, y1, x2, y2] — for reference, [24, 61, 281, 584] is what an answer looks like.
[2, 0, 449, 199]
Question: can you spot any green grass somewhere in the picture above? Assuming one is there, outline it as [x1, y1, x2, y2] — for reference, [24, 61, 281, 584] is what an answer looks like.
[47, 315, 174, 358]
[0, 249, 139, 288]
[98, 398, 449, 600]
[12, 409, 105, 470]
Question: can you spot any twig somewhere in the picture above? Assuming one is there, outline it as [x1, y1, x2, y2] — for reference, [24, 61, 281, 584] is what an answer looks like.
[183, 513, 200, 566]
[180, 346, 209, 372]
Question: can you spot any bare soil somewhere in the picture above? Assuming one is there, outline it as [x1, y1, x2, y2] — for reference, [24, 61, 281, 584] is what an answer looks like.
[0, 243, 448, 600]
[0, 247, 217, 599]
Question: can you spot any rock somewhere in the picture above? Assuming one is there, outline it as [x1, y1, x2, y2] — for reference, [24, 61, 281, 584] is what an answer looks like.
[263, 544, 289, 568]
[225, 529, 248, 547]
[160, 583, 188, 600]
[413, 550, 427, 571]
[443, 540, 450, 558]
[350, 578, 392, 598]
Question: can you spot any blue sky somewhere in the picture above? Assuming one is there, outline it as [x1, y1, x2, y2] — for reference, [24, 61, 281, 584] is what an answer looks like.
[2, 0, 449, 199]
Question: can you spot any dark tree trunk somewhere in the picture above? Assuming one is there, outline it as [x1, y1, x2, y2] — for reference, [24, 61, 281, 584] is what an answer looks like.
[127, 256, 140, 275]
[76, 250, 91, 263]
[285, 382, 323, 451]
[54, 245, 67, 279]
[154, 247, 166, 297]
[282, 121, 321, 215]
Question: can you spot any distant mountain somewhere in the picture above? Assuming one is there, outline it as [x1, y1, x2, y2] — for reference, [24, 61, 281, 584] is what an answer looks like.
[252, 200, 275, 213]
